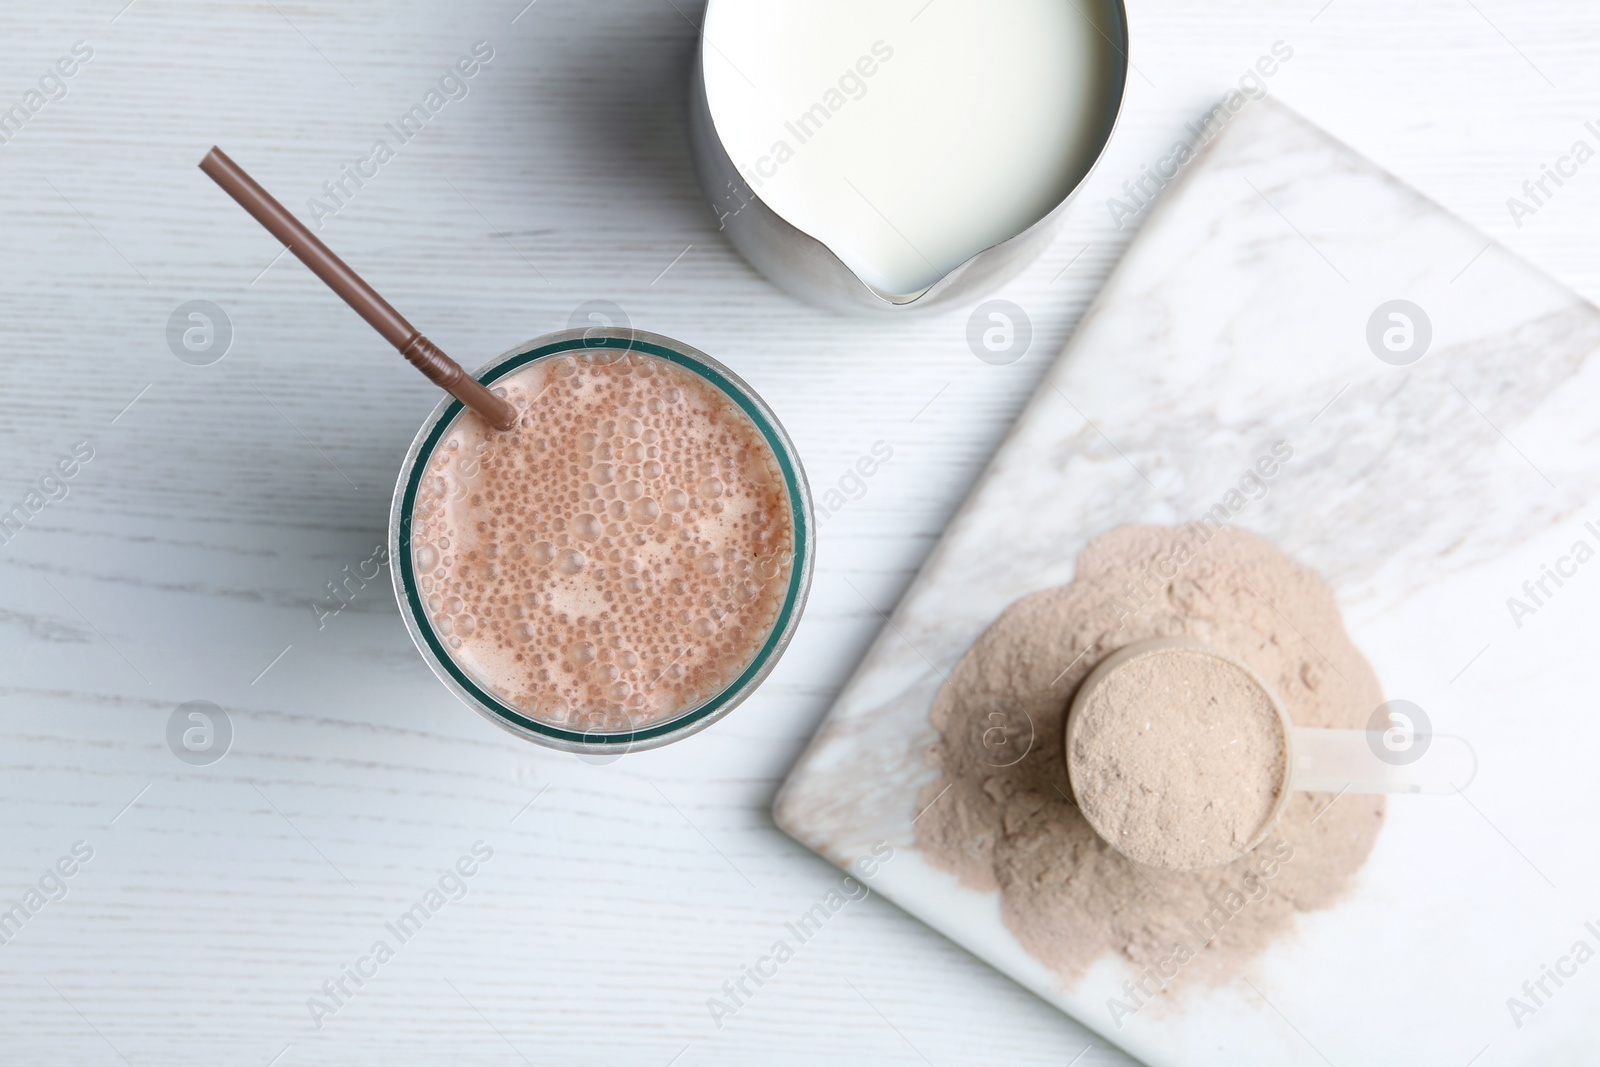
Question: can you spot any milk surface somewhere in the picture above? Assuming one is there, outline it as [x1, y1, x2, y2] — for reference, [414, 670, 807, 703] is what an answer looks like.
[703, 0, 1119, 295]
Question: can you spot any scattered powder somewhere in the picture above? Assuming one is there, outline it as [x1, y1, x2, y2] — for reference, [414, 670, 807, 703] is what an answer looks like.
[916, 525, 1384, 994]
[1068, 643, 1288, 870]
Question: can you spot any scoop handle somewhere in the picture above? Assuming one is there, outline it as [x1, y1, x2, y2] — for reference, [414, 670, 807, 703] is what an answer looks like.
[1290, 727, 1478, 794]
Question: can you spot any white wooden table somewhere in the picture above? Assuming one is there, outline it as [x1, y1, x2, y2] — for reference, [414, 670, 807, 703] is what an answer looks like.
[1, 2, 1596, 1064]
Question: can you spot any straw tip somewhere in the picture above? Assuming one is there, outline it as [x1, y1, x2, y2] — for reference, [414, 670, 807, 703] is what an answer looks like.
[480, 393, 519, 432]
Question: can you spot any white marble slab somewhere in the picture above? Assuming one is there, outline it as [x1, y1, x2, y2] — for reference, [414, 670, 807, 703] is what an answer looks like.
[775, 99, 1600, 1066]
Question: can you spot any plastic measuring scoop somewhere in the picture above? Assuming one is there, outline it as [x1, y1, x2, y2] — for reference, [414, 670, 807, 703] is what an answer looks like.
[1065, 638, 1477, 870]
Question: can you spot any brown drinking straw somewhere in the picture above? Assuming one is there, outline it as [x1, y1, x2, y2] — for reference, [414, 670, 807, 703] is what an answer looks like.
[199, 146, 518, 431]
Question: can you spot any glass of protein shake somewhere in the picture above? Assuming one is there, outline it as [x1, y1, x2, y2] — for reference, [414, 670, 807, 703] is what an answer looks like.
[390, 329, 813, 753]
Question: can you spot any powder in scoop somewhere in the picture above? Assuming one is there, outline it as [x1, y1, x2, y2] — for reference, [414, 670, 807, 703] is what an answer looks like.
[916, 524, 1384, 996]
[1068, 644, 1288, 869]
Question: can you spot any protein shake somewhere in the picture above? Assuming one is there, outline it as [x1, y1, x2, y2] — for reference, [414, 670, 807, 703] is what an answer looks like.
[409, 346, 797, 735]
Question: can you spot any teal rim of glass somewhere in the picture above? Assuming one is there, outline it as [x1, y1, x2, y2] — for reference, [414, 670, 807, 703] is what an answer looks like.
[397, 334, 809, 747]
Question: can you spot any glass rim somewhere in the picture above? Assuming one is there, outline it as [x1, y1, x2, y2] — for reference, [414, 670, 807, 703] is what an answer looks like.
[389, 327, 815, 754]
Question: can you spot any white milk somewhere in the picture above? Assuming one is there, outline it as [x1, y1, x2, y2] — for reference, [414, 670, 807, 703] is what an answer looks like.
[702, 0, 1118, 296]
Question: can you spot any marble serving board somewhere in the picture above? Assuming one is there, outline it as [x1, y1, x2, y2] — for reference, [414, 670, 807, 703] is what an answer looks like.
[775, 99, 1600, 1066]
